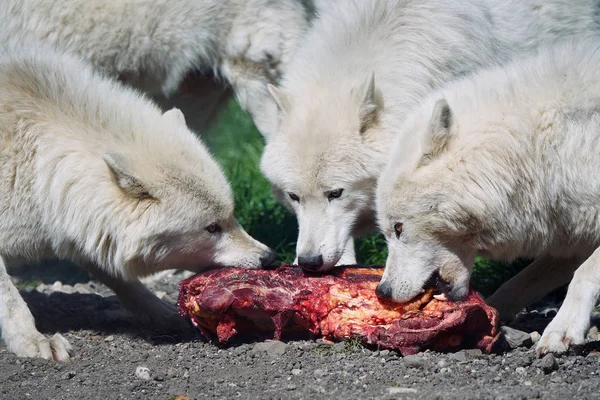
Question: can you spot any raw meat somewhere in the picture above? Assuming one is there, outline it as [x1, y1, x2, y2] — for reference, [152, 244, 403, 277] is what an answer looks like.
[178, 266, 499, 355]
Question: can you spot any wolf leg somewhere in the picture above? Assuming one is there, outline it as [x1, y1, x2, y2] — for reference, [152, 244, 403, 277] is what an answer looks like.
[487, 255, 583, 321]
[537, 247, 600, 355]
[0, 256, 71, 361]
[336, 239, 357, 266]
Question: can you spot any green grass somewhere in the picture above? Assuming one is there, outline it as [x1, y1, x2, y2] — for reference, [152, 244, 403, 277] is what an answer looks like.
[205, 99, 524, 294]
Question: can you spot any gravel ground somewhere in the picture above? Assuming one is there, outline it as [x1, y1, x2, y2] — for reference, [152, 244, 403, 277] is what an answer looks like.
[2, 265, 600, 400]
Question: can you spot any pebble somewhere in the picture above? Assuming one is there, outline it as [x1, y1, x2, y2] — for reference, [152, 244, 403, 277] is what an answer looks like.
[501, 326, 533, 349]
[530, 331, 541, 344]
[388, 387, 418, 395]
[286, 384, 297, 391]
[535, 353, 558, 374]
[252, 341, 287, 358]
[104, 335, 115, 342]
[515, 367, 526, 375]
[439, 367, 452, 374]
[135, 366, 151, 381]
[437, 359, 448, 368]
[403, 355, 427, 369]
[379, 350, 390, 357]
[450, 351, 469, 362]
[291, 369, 302, 376]
[61, 371, 76, 380]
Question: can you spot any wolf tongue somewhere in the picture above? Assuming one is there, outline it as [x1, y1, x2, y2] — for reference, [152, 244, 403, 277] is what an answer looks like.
[178, 265, 500, 355]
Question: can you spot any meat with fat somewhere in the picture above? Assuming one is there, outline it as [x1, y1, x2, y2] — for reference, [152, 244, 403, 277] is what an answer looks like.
[178, 265, 499, 355]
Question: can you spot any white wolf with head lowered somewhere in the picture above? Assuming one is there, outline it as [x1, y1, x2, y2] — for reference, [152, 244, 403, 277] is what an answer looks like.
[0, 43, 274, 362]
[0, 0, 313, 138]
[376, 39, 600, 355]
[261, 0, 600, 271]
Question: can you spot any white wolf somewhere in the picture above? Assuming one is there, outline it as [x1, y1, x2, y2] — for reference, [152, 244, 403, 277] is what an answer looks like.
[261, 0, 600, 271]
[376, 39, 600, 355]
[0, 0, 311, 138]
[0, 44, 275, 361]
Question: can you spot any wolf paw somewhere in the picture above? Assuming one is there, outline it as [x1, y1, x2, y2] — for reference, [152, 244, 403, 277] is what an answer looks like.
[537, 321, 585, 356]
[7, 332, 72, 362]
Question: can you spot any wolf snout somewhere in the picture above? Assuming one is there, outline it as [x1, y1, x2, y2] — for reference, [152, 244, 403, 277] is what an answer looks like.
[375, 281, 393, 300]
[298, 254, 324, 271]
[260, 249, 277, 268]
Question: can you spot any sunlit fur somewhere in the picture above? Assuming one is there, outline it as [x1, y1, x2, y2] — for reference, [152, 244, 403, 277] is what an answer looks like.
[0, 0, 311, 137]
[377, 39, 600, 354]
[262, 0, 600, 270]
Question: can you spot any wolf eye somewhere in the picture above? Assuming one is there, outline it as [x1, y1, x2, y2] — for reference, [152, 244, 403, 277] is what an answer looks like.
[327, 188, 344, 201]
[288, 192, 299, 202]
[394, 222, 403, 239]
[205, 223, 221, 234]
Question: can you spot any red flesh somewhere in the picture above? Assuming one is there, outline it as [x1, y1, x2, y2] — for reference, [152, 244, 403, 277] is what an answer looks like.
[178, 265, 499, 355]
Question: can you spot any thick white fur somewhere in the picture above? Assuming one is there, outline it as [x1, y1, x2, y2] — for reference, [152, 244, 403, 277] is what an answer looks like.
[0, 44, 273, 361]
[376, 39, 600, 355]
[0, 0, 310, 138]
[261, 0, 600, 270]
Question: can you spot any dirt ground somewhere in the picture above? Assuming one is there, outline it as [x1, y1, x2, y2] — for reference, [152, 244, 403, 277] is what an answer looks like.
[2, 265, 600, 400]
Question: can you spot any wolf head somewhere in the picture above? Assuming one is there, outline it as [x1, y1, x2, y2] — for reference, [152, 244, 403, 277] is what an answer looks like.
[95, 108, 275, 279]
[261, 73, 389, 271]
[375, 99, 481, 303]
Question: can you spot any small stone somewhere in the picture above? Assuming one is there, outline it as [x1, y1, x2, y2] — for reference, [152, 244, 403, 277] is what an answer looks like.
[403, 354, 426, 369]
[379, 350, 390, 357]
[388, 387, 418, 395]
[550, 375, 564, 383]
[524, 381, 532, 386]
[534, 353, 558, 374]
[286, 384, 297, 391]
[252, 341, 287, 358]
[61, 371, 76, 380]
[450, 351, 468, 362]
[440, 367, 452, 374]
[135, 366, 151, 380]
[587, 326, 600, 342]
[465, 349, 482, 357]
[530, 331, 541, 344]
[437, 359, 448, 368]
[73, 283, 92, 294]
[104, 335, 115, 342]
[314, 369, 326, 377]
[51, 281, 63, 291]
[493, 375, 502, 382]
[501, 326, 533, 349]
[291, 369, 302, 376]
[515, 367, 526, 375]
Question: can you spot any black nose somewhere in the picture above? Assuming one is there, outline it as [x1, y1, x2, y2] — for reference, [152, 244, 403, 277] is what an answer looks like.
[260, 249, 277, 268]
[298, 255, 324, 271]
[375, 281, 393, 300]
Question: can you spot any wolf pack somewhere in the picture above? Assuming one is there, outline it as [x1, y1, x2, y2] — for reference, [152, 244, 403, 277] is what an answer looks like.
[0, 0, 599, 364]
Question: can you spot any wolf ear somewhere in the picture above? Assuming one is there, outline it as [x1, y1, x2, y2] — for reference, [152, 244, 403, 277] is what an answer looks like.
[267, 84, 290, 115]
[357, 72, 380, 134]
[103, 152, 152, 199]
[163, 107, 187, 126]
[420, 99, 455, 163]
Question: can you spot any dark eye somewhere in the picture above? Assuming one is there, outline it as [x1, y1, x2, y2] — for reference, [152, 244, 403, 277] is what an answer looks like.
[288, 192, 299, 202]
[327, 188, 344, 201]
[205, 223, 221, 234]
[394, 222, 403, 239]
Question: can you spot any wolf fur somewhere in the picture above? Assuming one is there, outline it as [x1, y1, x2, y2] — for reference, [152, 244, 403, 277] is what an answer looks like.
[261, 0, 600, 270]
[0, 43, 274, 361]
[0, 0, 311, 138]
[376, 39, 600, 355]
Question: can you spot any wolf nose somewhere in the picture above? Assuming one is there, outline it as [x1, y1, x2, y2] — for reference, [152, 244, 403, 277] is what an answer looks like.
[260, 249, 277, 268]
[298, 255, 324, 271]
[375, 281, 393, 300]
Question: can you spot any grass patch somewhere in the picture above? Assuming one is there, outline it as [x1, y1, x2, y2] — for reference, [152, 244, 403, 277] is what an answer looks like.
[205, 100, 526, 294]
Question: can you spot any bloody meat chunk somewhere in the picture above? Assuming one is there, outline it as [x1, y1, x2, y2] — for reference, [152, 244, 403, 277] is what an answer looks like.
[178, 265, 499, 355]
